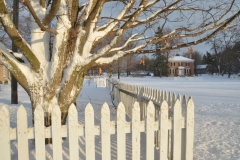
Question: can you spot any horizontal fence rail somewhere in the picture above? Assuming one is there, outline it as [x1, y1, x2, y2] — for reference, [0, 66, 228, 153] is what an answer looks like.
[107, 78, 195, 159]
[0, 99, 194, 160]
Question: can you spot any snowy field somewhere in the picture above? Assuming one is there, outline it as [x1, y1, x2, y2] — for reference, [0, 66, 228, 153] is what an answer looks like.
[114, 74, 240, 160]
[0, 74, 240, 159]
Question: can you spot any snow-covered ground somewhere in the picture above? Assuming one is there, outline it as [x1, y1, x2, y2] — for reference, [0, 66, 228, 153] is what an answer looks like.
[0, 74, 240, 159]
[114, 74, 240, 160]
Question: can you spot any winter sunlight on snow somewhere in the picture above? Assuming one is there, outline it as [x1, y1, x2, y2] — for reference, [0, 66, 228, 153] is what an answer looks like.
[0, 74, 240, 159]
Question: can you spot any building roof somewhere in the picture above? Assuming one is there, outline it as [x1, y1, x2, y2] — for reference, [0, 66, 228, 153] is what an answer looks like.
[196, 64, 207, 69]
[168, 55, 194, 62]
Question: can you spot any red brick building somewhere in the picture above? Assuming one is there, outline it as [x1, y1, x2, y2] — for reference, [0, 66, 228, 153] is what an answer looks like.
[168, 55, 194, 77]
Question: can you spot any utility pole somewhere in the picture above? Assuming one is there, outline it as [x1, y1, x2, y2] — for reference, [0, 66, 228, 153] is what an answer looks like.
[11, 0, 19, 104]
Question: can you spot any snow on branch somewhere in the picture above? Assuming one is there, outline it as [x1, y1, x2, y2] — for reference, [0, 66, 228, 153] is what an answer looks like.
[129, 0, 181, 28]
[109, 34, 144, 53]
[21, 0, 58, 35]
[0, 43, 30, 91]
[0, 0, 40, 71]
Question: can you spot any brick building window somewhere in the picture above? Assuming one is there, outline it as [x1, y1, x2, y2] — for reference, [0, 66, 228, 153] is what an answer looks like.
[170, 69, 175, 74]
[171, 62, 175, 66]
[186, 69, 191, 74]
[186, 62, 190, 66]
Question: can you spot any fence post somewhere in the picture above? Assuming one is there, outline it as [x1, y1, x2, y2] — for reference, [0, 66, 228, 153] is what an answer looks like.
[185, 97, 194, 160]
[17, 105, 29, 160]
[34, 105, 45, 160]
[52, 105, 62, 160]
[132, 102, 140, 160]
[146, 101, 155, 160]
[68, 104, 79, 160]
[101, 103, 111, 160]
[0, 106, 11, 160]
[85, 103, 95, 160]
[173, 100, 182, 160]
[159, 101, 168, 160]
[117, 102, 126, 160]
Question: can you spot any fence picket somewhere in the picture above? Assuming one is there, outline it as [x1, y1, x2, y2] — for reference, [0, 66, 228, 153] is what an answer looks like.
[161, 91, 164, 101]
[132, 102, 140, 160]
[181, 95, 187, 160]
[117, 102, 126, 160]
[185, 98, 194, 160]
[173, 100, 182, 160]
[146, 101, 155, 160]
[52, 105, 62, 160]
[159, 101, 168, 160]
[17, 105, 29, 160]
[85, 103, 95, 160]
[0, 106, 11, 160]
[68, 104, 79, 160]
[34, 105, 45, 160]
[107, 78, 194, 160]
[101, 103, 111, 160]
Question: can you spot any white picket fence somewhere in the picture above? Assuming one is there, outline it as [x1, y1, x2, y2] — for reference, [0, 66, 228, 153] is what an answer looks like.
[94, 77, 106, 87]
[107, 78, 195, 159]
[0, 98, 194, 160]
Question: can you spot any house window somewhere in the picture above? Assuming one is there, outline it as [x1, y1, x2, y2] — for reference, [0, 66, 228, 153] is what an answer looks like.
[186, 62, 190, 66]
[186, 69, 191, 74]
[170, 69, 175, 74]
[179, 62, 182, 66]
[171, 62, 175, 66]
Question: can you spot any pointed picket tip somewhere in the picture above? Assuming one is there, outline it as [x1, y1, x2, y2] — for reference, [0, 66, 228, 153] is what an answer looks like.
[0, 105, 9, 115]
[182, 95, 187, 105]
[69, 103, 77, 112]
[85, 103, 94, 113]
[187, 97, 195, 109]
[117, 102, 125, 110]
[101, 102, 109, 113]
[161, 100, 168, 108]
[35, 105, 43, 112]
[174, 99, 181, 108]
[17, 105, 27, 116]
[52, 105, 61, 114]
[147, 101, 154, 110]
[133, 101, 140, 109]
[68, 103, 78, 118]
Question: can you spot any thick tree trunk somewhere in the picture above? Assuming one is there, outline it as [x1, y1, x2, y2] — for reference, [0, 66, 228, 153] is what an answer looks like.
[44, 110, 69, 144]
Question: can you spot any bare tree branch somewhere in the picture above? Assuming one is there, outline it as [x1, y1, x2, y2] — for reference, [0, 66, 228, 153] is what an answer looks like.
[0, 1, 40, 71]
[0, 43, 29, 91]
[39, 0, 46, 8]
[21, 0, 58, 34]
[42, 0, 61, 26]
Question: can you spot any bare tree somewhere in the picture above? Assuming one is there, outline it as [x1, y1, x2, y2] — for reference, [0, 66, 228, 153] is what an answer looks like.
[206, 25, 240, 75]
[0, 0, 240, 126]
[218, 42, 240, 77]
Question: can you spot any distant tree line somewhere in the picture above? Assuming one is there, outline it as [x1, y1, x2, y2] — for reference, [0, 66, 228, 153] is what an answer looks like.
[204, 26, 240, 78]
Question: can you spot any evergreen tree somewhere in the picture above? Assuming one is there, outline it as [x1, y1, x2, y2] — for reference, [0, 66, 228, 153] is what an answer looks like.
[151, 27, 169, 77]
[203, 52, 218, 75]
